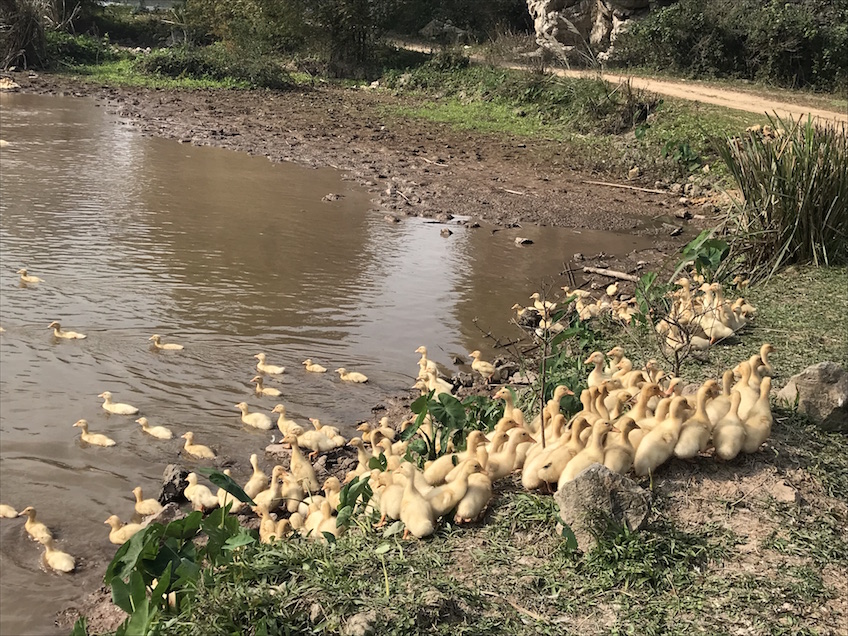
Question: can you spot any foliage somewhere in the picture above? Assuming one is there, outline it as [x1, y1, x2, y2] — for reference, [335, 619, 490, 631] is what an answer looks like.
[715, 114, 848, 279]
[385, 0, 532, 40]
[402, 390, 488, 465]
[134, 43, 293, 89]
[661, 139, 702, 174]
[183, 0, 310, 52]
[44, 31, 115, 66]
[335, 474, 373, 530]
[671, 229, 730, 283]
[610, 0, 848, 91]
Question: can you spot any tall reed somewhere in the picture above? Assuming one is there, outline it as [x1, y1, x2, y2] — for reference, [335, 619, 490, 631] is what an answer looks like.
[715, 114, 847, 279]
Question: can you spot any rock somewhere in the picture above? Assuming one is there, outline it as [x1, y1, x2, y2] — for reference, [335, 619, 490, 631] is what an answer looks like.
[628, 166, 641, 180]
[684, 183, 703, 198]
[554, 464, 651, 551]
[322, 193, 343, 202]
[384, 215, 400, 223]
[777, 362, 848, 432]
[681, 382, 700, 397]
[342, 610, 377, 636]
[440, 228, 453, 237]
[766, 481, 800, 505]
[510, 371, 538, 385]
[514, 236, 534, 245]
[465, 220, 481, 228]
[142, 503, 185, 528]
[674, 208, 692, 219]
[452, 372, 475, 388]
[669, 226, 683, 237]
[158, 464, 189, 505]
[573, 252, 585, 261]
[669, 183, 683, 194]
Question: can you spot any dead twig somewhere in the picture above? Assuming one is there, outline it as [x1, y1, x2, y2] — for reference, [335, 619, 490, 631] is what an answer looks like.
[582, 180, 668, 195]
[582, 266, 639, 282]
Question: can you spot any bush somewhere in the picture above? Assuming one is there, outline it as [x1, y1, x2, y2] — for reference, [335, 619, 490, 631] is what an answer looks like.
[44, 31, 115, 66]
[134, 43, 293, 89]
[611, 0, 848, 91]
[715, 115, 848, 278]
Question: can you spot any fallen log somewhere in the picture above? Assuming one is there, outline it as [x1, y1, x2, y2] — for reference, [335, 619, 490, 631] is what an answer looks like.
[582, 266, 639, 282]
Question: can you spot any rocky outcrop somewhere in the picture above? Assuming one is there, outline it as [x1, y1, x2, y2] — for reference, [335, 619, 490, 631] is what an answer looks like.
[554, 463, 651, 550]
[777, 362, 848, 433]
[526, 0, 653, 61]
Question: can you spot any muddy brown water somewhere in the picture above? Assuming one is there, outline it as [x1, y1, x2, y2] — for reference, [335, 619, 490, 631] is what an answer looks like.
[0, 92, 653, 635]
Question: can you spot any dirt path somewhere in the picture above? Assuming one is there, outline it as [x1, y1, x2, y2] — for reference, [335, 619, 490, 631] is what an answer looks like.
[399, 42, 848, 124]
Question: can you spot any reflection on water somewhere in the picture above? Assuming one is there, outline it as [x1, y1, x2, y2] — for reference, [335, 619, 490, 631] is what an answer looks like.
[0, 92, 651, 634]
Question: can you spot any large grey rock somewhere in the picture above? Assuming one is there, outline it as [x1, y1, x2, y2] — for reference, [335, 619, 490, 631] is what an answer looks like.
[526, 0, 652, 61]
[158, 464, 189, 505]
[554, 464, 651, 550]
[777, 362, 848, 433]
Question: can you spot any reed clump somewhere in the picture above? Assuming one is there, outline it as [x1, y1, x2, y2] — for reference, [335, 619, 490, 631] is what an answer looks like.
[716, 114, 848, 279]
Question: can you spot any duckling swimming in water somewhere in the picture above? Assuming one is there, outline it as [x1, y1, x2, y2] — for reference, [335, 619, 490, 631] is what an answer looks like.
[48, 321, 86, 339]
[149, 334, 184, 350]
[98, 391, 138, 416]
[17, 268, 43, 284]
[73, 419, 116, 447]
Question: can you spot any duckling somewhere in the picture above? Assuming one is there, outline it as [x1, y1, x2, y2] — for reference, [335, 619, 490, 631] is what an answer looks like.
[487, 429, 534, 481]
[17, 268, 44, 284]
[530, 292, 556, 314]
[424, 368, 454, 395]
[104, 515, 143, 544]
[558, 420, 613, 486]
[274, 519, 293, 541]
[742, 377, 773, 454]
[135, 417, 173, 440]
[426, 459, 484, 517]
[180, 432, 217, 459]
[399, 463, 437, 539]
[234, 402, 273, 430]
[733, 362, 761, 420]
[98, 391, 139, 416]
[271, 404, 301, 436]
[758, 343, 775, 377]
[344, 437, 370, 484]
[243, 453, 268, 499]
[674, 379, 719, 459]
[454, 455, 493, 523]
[0, 504, 18, 518]
[216, 469, 244, 513]
[184, 473, 220, 512]
[633, 396, 688, 476]
[584, 351, 608, 388]
[148, 334, 184, 350]
[705, 370, 735, 425]
[294, 428, 345, 456]
[492, 387, 527, 428]
[254, 353, 285, 375]
[322, 477, 343, 510]
[71, 419, 116, 447]
[251, 376, 282, 398]
[281, 472, 305, 514]
[282, 434, 320, 492]
[308, 417, 342, 440]
[18, 507, 52, 542]
[713, 391, 745, 461]
[468, 350, 496, 384]
[40, 537, 75, 573]
[132, 487, 163, 516]
[415, 345, 439, 375]
[316, 501, 344, 540]
[522, 416, 577, 490]
[302, 359, 327, 373]
[257, 505, 279, 544]
[603, 417, 638, 475]
[48, 321, 86, 340]
[422, 431, 486, 486]
[376, 475, 405, 527]
[335, 367, 369, 383]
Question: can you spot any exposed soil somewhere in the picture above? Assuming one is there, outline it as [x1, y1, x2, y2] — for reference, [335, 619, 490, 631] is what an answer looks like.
[10, 71, 705, 280]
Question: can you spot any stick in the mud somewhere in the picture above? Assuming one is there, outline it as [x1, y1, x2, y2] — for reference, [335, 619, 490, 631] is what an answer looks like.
[582, 180, 668, 195]
[581, 266, 639, 282]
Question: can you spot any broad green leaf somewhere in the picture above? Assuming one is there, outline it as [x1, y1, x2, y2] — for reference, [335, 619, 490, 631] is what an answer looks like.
[111, 578, 133, 614]
[374, 543, 391, 555]
[71, 617, 89, 636]
[129, 571, 146, 612]
[164, 511, 202, 541]
[223, 531, 256, 550]
[104, 525, 164, 586]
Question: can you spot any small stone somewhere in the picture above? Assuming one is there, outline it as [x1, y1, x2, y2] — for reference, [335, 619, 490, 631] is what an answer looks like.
[678, 197, 689, 205]
[514, 237, 534, 245]
[654, 181, 667, 190]
[628, 166, 641, 180]
[767, 481, 799, 505]
[684, 183, 703, 198]
[777, 362, 848, 432]
[321, 193, 343, 202]
[452, 371, 474, 387]
[465, 220, 480, 228]
[142, 503, 184, 529]
[440, 228, 453, 237]
[573, 252, 585, 261]
[669, 227, 683, 236]
[674, 209, 692, 220]
[384, 215, 400, 223]
[669, 183, 683, 194]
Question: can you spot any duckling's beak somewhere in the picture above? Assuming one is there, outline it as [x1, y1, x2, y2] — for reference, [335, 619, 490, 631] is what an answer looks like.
[97, 393, 106, 398]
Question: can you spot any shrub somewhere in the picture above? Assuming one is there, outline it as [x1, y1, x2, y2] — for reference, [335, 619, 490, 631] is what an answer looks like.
[44, 31, 115, 66]
[715, 115, 848, 278]
[611, 0, 848, 91]
[134, 43, 293, 89]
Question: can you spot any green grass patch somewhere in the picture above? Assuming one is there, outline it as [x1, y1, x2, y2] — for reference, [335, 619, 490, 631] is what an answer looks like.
[65, 58, 253, 89]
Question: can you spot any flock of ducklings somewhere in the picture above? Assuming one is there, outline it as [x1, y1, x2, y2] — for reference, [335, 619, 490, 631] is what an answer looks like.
[513, 275, 757, 354]
[1, 268, 374, 572]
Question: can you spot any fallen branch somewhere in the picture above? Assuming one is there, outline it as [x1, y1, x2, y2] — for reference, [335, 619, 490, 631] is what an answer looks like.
[582, 266, 639, 282]
[582, 180, 668, 195]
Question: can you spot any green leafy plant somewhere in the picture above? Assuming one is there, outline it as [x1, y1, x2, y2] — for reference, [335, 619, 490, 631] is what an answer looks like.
[662, 139, 702, 173]
[671, 229, 730, 283]
[335, 474, 373, 530]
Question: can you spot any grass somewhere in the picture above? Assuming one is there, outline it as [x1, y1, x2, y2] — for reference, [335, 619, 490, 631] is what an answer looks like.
[62, 58, 255, 90]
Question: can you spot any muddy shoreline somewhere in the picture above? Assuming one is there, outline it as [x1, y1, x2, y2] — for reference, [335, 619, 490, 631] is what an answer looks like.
[11, 72, 702, 273]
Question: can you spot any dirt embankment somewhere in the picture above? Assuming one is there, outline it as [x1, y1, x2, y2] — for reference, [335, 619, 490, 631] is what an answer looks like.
[13, 73, 700, 252]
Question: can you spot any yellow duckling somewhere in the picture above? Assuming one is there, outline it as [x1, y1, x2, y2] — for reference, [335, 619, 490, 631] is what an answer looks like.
[455, 451, 493, 523]
[335, 367, 369, 383]
[1, 504, 18, 518]
[135, 417, 173, 440]
[216, 469, 244, 513]
[48, 321, 86, 340]
[344, 437, 370, 484]
[40, 537, 75, 573]
[674, 379, 719, 459]
[252, 466, 286, 512]
[184, 473, 219, 512]
[275, 519, 293, 541]
[315, 501, 344, 541]
[234, 402, 273, 430]
[415, 346, 439, 375]
[294, 427, 345, 456]
[148, 334, 184, 350]
[73, 419, 116, 447]
[426, 459, 484, 517]
[603, 417, 638, 475]
[255, 353, 285, 375]
[558, 420, 613, 486]
[584, 351, 609, 388]
[399, 463, 437, 539]
[281, 472, 305, 514]
[713, 391, 745, 461]
[251, 375, 282, 398]
[302, 359, 327, 373]
[468, 350, 496, 384]
[308, 417, 342, 439]
[243, 453, 268, 499]
[180, 432, 217, 459]
[132, 487, 163, 516]
[486, 429, 534, 481]
[742, 377, 773, 454]
[257, 505, 279, 544]
[17, 268, 43, 284]
[492, 387, 527, 428]
[18, 507, 52, 542]
[633, 396, 688, 476]
[271, 404, 301, 436]
[282, 434, 320, 492]
[98, 391, 139, 416]
[104, 515, 143, 544]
